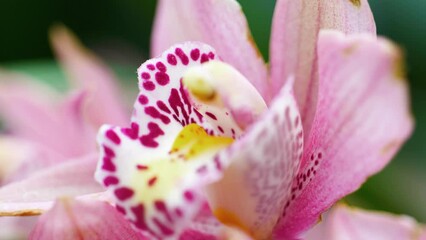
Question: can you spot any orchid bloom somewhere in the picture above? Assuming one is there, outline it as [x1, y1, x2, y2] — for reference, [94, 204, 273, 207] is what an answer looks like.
[0, 26, 139, 238]
[304, 204, 426, 240]
[94, 0, 413, 239]
[0, 0, 416, 239]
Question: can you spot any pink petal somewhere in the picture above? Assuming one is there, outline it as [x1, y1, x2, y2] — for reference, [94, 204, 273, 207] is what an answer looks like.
[96, 43, 247, 239]
[151, 0, 269, 100]
[421, 229, 426, 240]
[0, 216, 37, 239]
[304, 205, 423, 240]
[0, 154, 104, 216]
[274, 31, 413, 237]
[270, 0, 376, 136]
[181, 204, 222, 239]
[30, 198, 145, 240]
[0, 137, 37, 182]
[205, 81, 303, 239]
[0, 72, 67, 156]
[50, 25, 128, 127]
[1, 138, 63, 183]
[0, 72, 94, 158]
[56, 90, 97, 155]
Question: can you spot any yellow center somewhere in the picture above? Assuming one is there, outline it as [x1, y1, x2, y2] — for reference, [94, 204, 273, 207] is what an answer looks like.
[182, 68, 216, 100]
[132, 124, 234, 205]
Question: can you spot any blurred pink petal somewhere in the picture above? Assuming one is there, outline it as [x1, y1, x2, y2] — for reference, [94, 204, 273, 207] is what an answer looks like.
[304, 205, 423, 240]
[0, 137, 37, 182]
[270, 0, 376, 136]
[30, 198, 145, 240]
[50, 25, 128, 128]
[151, 0, 269, 100]
[0, 154, 104, 216]
[421, 229, 426, 240]
[0, 72, 78, 157]
[274, 30, 413, 237]
[0, 216, 37, 240]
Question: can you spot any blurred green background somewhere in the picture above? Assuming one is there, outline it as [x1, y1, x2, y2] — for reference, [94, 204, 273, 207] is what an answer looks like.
[0, 0, 425, 221]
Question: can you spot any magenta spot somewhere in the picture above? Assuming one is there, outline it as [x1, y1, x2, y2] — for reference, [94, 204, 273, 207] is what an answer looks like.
[102, 157, 116, 172]
[200, 54, 209, 63]
[231, 129, 235, 135]
[190, 49, 200, 61]
[137, 164, 149, 170]
[155, 72, 170, 86]
[168, 88, 190, 125]
[196, 165, 208, 174]
[116, 205, 126, 214]
[218, 126, 224, 134]
[131, 204, 150, 232]
[155, 201, 173, 222]
[141, 72, 150, 80]
[153, 218, 174, 236]
[194, 109, 203, 122]
[114, 187, 134, 201]
[294, 116, 300, 127]
[175, 48, 189, 65]
[318, 152, 322, 159]
[106, 129, 121, 145]
[143, 81, 156, 91]
[184, 191, 195, 202]
[140, 122, 165, 148]
[148, 176, 158, 187]
[103, 145, 115, 158]
[214, 156, 222, 171]
[167, 54, 177, 65]
[103, 176, 119, 186]
[208, 52, 215, 59]
[205, 111, 217, 120]
[138, 95, 149, 105]
[157, 101, 171, 114]
[147, 64, 155, 71]
[121, 122, 139, 140]
[156, 62, 167, 72]
[175, 208, 183, 217]
[145, 106, 171, 124]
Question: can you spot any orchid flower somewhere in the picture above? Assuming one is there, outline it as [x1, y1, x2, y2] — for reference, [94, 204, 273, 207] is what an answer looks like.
[94, 0, 413, 239]
[0, 0, 415, 239]
[304, 204, 426, 240]
[0, 26, 138, 238]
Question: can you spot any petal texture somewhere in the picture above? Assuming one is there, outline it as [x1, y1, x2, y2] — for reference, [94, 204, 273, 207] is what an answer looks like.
[0, 154, 103, 216]
[304, 205, 424, 240]
[270, 0, 376, 136]
[0, 72, 92, 158]
[30, 199, 145, 240]
[50, 25, 128, 127]
[0, 216, 37, 240]
[151, 0, 269, 100]
[274, 31, 413, 237]
[205, 81, 303, 239]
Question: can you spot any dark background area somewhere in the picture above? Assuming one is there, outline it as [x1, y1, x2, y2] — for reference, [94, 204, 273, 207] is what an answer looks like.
[1, 0, 425, 221]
